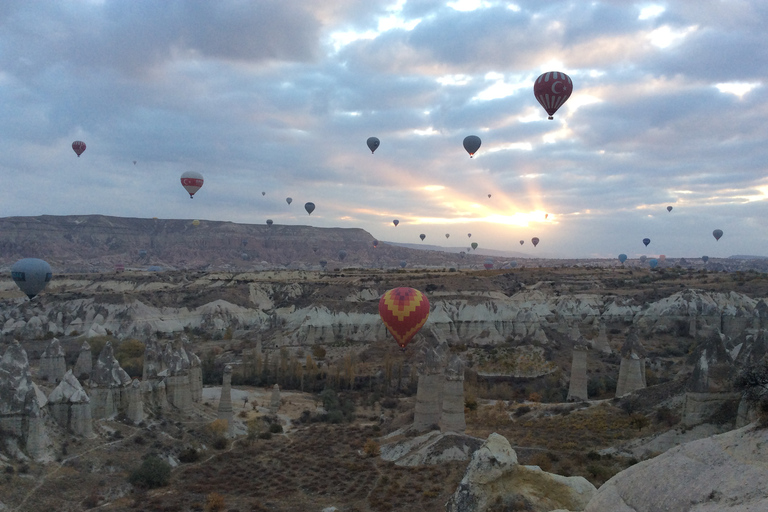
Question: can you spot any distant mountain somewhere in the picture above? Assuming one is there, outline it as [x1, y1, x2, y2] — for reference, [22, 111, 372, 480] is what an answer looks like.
[728, 255, 768, 260]
[384, 241, 534, 259]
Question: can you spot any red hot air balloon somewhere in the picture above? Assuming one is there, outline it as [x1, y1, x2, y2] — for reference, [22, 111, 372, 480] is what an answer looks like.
[533, 71, 573, 120]
[379, 287, 430, 350]
[531, 237, 540, 247]
[180, 171, 204, 198]
[72, 141, 86, 157]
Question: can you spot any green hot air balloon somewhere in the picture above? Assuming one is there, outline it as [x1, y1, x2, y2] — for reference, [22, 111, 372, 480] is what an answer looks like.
[471, 242, 478, 250]
[11, 258, 53, 299]
[463, 135, 481, 158]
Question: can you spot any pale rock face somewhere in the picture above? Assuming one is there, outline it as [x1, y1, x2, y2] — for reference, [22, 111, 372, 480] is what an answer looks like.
[91, 341, 132, 388]
[441, 356, 466, 433]
[446, 433, 596, 512]
[48, 370, 93, 437]
[380, 430, 483, 466]
[584, 424, 768, 512]
[217, 365, 233, 432]
[39, 338, 67, 383]
[126, 379, 144, 424]
[270, 384, 280, 414]
[73, 340, 92, 380]
[567, 347, 589, 402]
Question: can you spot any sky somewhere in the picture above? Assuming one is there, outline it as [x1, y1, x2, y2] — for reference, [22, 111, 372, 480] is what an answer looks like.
[1, 0, 767, 260]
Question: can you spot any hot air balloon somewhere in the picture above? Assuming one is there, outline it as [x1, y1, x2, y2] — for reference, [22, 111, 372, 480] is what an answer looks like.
[471, 242, 478, 250]
[320, 260, 327, 268]
[649, 259, 658, 269]
[445, 234, 450, 239]
[262, 191, 266, 196]
[192, 219, 200, 226]
[379, 287, 430, 350]
[420, 234, 426, 241]
[138, 249, 147, 258]
[642, 238, 651, 247]
[484, 258, 494, 270]
[531, 237, 540, 247]
[459, 251, 466, 258]
[659, 254, 666, 262]
[533, 71, 573, 120]
[266, 219, 273, 226]
[72, 141, 86, 157]
[519, 240, 524, 246]
[286, 197, 293, 205]
[509, 261, 518, 268]
[133, 160, 137, 165]
[618, 254, 627, 263]
[713, 229, 723, 241]
[639, 255, 647, 263]
[702, 256, 709, 263]
[545, 213, 549, 219]
[393, 219, 399, 227]
[373, 240, 379, 248]
[367, 137, 380, 154]
[467, 233, 471, 238]
[180, 171, 204, 198]
[305, 202, 315, 215]
[399, 260, 407, 268]
[338, 250, 347, 261]
[11, 258, 52, 299]
[463, 135, 481, 158]
[667, 206, 673, 212]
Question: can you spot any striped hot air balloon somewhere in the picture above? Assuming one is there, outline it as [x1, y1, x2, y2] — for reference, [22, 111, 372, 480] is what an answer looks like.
[379, 287, 430, 350]
[533, 71, 573, 120]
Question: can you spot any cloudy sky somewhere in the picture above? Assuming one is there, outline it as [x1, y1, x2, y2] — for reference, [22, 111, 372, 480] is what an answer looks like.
[1, 0, 767, 259]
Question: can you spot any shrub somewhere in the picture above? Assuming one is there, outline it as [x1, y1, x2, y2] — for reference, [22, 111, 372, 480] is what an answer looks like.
[205, 492, 226, 512]
[363, 439, 380, 458]
[129, 456, 171, 489]
[178, 448, 199, 463]
[212, 437, 228, 450]
[268, 423, 283, 434]
[312, 346, 327, 360]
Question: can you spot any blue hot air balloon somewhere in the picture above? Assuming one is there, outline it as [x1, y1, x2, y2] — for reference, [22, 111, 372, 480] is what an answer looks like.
[702, 256, 709, 263]
[649, 258, 658, 269]
[399, 260, 407, 268]
[618, 254, 627, 263]
[11, 258, 53, 299]
[642, 238, 651, 247]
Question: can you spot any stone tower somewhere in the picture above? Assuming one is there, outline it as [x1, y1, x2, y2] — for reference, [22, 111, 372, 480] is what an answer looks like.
[440, 355, 466, 433]
[39, 338, 66, 383]
[566, 344, 589, 401]
[413, 347, 444, 432]
[126, 379, 144, 424]
[217, 365, 233, 431]
[73, 340, 92, 380]
[48, 369, 93, 437]
[270, 384, 281, 414]
[615, 331, 647, 397]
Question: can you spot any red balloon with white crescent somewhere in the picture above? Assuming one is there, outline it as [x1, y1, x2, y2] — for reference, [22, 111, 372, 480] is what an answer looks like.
[379, 287, 430, 350]
[533, 71, 573, 120]
[180, 171, 204, 198]
[72, 141, 86, 157]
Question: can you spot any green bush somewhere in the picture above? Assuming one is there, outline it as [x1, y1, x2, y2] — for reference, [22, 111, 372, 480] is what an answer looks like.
[129, 456, 171, 489]
[268, 423, 283, 434]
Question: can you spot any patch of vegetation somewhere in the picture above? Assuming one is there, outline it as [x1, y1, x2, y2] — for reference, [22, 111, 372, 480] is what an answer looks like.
[129, 455, 171, 489]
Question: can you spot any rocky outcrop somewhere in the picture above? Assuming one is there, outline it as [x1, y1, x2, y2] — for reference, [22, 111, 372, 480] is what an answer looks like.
[48, 369, 93, 437]
[567, 345, 589, 402]
[73, 340, 92, 380]
[584, 424, 768, 512]
[441, 356, 466, 433]
[682, 392, 741, 427]
[446, 433, 596, 512]
[162, 339, 193, 414]
[413, 347, 444, 432]
[591, 323, 612, 354]
[89, 341, 132, 419]
[689, 330, 733, 392]
[270, 384, 281, 414]
[0, 341, 49, 458]
[380, 430, 483, 466]
[39, 338, 67, 383]
[616, 332, 647, 397]
[217, 365, 233, 433]
[126, 379, 144, 424]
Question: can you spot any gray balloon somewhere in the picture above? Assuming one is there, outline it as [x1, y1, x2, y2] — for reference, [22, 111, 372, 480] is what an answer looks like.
[367, 137, 380, 154]
[11, 258, 52, 299]
[338, 250, 347, 261]
[463, 135, 481, 157]
[305, 202, 315, 215]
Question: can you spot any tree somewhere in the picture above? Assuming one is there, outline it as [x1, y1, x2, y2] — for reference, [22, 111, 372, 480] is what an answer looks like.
[734, 357, 768, 425]
[129, 456, 171, 489]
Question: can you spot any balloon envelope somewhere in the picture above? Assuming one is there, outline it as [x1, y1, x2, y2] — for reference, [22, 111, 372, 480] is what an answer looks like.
[373, 240, 379, 248]
[266, 219, 273, 226]
[533, 71, 573, 119]
[471, 242, 478, 250]
[420, 234, 426, 241]
[192, 220, 200, 226]
[445, 234, 450, 239]
[11, 258, 52, 299]
[484, 258, 494, 270]
[463, 135, 481, 157]
[393, 219, 399, 227]
[305, 202, 315, 215]
[618, 254, 627, 263]
[519, 240, 524, 245]
[367, 137, 380, 154]
[531, 237, 540, 247]
[639, 255, 647, 263]
[72, 141, 86, 157]
[180, 171, 204, 198]
[338, 250, 347, 261]
[642, 238, 651, 247]
[467, 233, 471, 238]
[702, 256, 709, 263]
[262, 191, 266, 196]
[649, 259, 659, 268]
[713, 229, 723, 241]
[488, 194, 492, 198]
[379, 287, 430, 349]
[399, 260, 407, 268]
[286, 197, 292, 205]
[667, 206, 673, 212]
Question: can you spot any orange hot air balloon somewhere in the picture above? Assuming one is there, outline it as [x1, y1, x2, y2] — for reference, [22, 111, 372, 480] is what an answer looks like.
[379, 287, 430, 350]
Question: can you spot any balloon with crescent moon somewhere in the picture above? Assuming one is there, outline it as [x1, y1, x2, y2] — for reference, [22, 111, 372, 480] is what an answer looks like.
[533, 71, 573, 120]
[367, 137, 380, 154]
[180, 171, 204, 198]
[643, 238, 651, 247]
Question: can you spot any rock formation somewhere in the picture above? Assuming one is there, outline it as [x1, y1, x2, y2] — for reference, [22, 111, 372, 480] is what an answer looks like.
[0, 341, 49, 458]
[689, 330, 733, 392]
[217, 365, 233, 433]
[73, 340, 92, 380]
[162, 338, 193, 414]
[567, 344, 589, 402]
[38, 337, 66, 383]
[584, 424, 768, 512]
[48, 369, 93, 437]
[616, 331, 647, 397]
[270, 384, 280, 414]
[446, 433, 596, 512]
[126, 378, 144, 424]
[413, 347, 444, 431]
[440, 355, 466, 433]
[380, 430, 483, 466]
[89, 341, 132, 419]
[591, 323, 612, 354]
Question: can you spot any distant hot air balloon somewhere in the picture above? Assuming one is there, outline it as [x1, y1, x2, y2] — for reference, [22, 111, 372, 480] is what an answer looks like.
[702, 256, 709, 263]
[266, 219, 273, 226]
[519, 240, 524, 246]
[133, 160, 137, 165]
[399, 260, 407, 268]
[713, 229, 723, 241]
[192, 219, 200, 226]
[533, 71, 573, 120]
[242, 239, 248, 247]
[463, 135, 481, 158]
[373, 240, 379, 248]
[484, 258, 494, 270]
[180, 171, 204, 198]
[11, 258, 52, 299]
[138, 249, 147, 258]
[471, 242, 478, 250]
[393, 219, 399, 227]
[618, 254, 627, 263]
[379, 287, 430, 350]
[286, 197, 293, 205]
[72, 141, 86, 157]
[420, 234, 426, 241]
[445, 234, 450, 239]
[532, 237, 540, 247]
[642, 238, 651, 247]
[509, 261, 518, 268]
[639, 255, 647, 263]
[338, 250, 347, 261]
[262, 191, 266, 196]
[320, 260, 327, 268]
[667, 206, 673, 212]
[545, 213, 549, 219]
[649, 259, 659, 269]
[659, 254, 666, 262]
[367, 137, 380, 154]
[467, 233, 471, 238]
[459, 251, 466, 258]
[305, 202, 315, 215]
